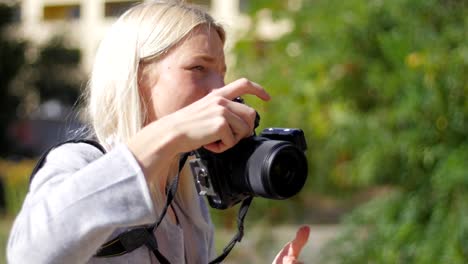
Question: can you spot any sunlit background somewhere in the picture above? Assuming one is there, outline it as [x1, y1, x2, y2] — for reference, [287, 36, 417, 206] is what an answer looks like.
[0, 0, 467, 263]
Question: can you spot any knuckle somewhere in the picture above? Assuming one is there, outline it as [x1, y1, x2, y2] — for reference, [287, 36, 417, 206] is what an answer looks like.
[214, 105, 228, 116]
[212, 96, 227, 105]
[238, 78, 251, 86]
[247, 108, 257, 121]
[214, 117, 228, 132]
[245, 108, 257, 129]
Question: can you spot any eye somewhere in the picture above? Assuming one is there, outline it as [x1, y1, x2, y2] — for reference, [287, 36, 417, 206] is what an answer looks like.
[191, 65, 205, 71]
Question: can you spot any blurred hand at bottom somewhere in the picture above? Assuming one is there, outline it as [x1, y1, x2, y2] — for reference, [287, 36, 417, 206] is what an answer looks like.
[273, 225, 310, 264]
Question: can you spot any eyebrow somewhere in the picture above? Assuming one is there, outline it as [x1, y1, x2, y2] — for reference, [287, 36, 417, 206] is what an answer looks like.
[193, 54, 215, 61]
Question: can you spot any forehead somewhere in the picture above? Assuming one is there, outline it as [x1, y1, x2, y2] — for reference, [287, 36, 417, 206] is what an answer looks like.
[171, 25, 225, 59]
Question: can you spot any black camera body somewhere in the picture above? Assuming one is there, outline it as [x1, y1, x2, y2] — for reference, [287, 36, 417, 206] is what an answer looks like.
[189, 127, 308, 209]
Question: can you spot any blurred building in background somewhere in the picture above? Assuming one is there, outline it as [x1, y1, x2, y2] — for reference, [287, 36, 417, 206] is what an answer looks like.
[15, 0, 251, 73]
[2, 0, 294, 156]
[3, 0, 250, 156]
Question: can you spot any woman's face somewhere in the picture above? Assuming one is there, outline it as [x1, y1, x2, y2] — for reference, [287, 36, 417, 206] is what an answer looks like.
[139, 25, 226, 124]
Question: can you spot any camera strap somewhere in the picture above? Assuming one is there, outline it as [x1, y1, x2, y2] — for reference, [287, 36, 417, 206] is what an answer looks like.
[96, 151, 253, 263]
[208, 196, 253, 264]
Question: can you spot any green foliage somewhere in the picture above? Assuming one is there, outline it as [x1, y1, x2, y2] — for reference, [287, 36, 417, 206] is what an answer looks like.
[0, 216, 13, 264]
[233, 0, 467, 262]
[0, 160, 34, 216]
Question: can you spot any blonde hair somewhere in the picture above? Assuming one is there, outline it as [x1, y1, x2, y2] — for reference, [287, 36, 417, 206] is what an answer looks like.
[87, 0, 225, 147]
[85, 0, 225, 236]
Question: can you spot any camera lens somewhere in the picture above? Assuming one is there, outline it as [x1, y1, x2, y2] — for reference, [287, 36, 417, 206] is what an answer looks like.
[247, 140, 307, 199]
[270, 150, 299, 190]
[270, 152, 296, 185]
[266, 145, 307, 199]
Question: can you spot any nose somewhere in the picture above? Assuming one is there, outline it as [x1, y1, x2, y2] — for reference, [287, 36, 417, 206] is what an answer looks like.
[207, 73, 225, 93]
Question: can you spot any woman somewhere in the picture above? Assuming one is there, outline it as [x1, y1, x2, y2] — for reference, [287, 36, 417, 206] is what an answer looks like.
[7, 1, 309, 263]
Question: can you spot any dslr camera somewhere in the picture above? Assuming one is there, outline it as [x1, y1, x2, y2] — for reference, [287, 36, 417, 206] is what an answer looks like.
[189, 98, 308, 209]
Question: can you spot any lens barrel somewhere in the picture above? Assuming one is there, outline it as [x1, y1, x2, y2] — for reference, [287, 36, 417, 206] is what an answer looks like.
[246, 140, 307, 199]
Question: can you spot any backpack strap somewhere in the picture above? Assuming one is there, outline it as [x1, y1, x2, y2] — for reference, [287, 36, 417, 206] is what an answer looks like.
[29, 139, 106, 185]
[28, 139, 172, 262]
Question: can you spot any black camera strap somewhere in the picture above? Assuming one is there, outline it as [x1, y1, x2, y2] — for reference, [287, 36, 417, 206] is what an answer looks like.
[208, 196, 253, 264]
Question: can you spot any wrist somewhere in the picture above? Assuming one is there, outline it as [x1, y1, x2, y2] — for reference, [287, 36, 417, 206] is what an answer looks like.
[127, 118, 181, 185]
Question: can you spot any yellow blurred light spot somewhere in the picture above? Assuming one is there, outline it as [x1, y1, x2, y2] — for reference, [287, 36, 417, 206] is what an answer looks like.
[405, 52, 424, 68]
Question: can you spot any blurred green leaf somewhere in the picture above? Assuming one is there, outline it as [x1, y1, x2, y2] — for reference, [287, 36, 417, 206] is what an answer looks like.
[232, 0, 468, 262]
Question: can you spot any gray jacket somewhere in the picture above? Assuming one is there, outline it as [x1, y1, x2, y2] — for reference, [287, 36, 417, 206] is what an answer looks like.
[7, 143, 215, 264]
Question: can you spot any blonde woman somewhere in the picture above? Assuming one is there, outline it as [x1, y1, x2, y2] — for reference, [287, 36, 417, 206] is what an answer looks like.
[7, 1, 309, 263]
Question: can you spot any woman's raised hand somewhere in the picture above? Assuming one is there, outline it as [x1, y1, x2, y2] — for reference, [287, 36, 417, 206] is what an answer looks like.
[273, 225, 310, 264]
[128, 78, 269, 187]
[166, 78, 270, 154]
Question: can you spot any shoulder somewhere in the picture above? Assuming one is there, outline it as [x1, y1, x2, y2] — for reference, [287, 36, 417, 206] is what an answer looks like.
[29, 141, 105, 188]
[45, 141, 105, 170]
[26, 140, 107, 196]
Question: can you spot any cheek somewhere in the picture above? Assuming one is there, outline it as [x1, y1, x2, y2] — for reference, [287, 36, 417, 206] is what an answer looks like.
[172, 73, 211, 104]
[152, 75, 207, 117]
[184, 77, 211, 102]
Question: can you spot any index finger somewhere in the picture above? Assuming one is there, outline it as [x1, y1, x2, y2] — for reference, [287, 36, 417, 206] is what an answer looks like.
[212, 78, 271, 101]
